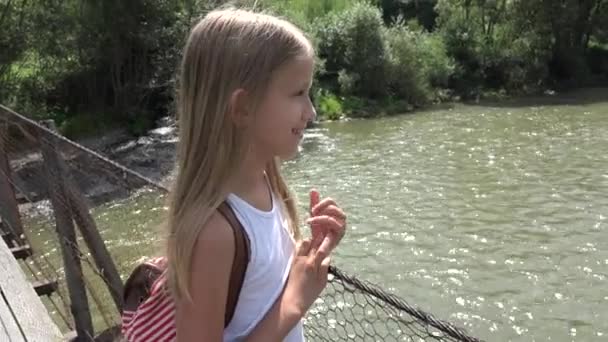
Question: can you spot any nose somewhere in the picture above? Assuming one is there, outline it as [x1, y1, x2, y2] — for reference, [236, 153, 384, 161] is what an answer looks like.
[305, 96, 316, 123]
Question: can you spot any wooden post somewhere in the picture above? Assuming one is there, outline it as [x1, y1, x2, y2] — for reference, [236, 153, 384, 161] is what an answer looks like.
[39, 120, 94, 341]
[37, 120, 124, 311]
[0, 122, 25, 240]
[66, 164, 125, 311]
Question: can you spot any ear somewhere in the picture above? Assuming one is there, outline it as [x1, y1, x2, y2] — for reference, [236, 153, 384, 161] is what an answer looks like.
[228, 88, 252, 128]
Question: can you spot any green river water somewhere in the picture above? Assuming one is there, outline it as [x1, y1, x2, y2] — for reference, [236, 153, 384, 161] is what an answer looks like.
[29, 90, 608, 341]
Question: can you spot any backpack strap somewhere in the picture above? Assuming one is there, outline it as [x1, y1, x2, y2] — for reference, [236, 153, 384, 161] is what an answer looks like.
[217, 201, 250, 326]
[121, 201, 250, 328]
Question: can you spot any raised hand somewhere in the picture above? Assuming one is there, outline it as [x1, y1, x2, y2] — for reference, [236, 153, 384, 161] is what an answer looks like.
[307, 188, 347, 254]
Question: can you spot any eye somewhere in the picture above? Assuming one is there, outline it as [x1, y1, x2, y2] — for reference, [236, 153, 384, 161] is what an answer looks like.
[294, 90, 306, 97]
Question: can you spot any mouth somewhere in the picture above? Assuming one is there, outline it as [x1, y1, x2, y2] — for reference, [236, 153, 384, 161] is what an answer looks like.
[292, 128, 304, 137]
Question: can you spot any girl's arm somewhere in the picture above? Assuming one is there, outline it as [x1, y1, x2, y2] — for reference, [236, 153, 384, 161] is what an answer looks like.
[175, 211, 237, 342]
[175, 213, 330, 342]
[246, 238, 331, 342]
[244, 290, 303, 342]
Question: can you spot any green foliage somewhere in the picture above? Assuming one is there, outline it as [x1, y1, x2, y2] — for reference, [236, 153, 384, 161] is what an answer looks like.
[434, 1, 486, 95]
[2, 0, 607, 134]
[587, 45, 608, 79]
[258, 0, 353, 24]
[1, 0, 192, 135]
[337, 70, 359, 95]
[0, 1, 69, 113]
[435, 0, 553, 96]
[314, 2, 389, 98]
[521, 0, 606, 84]
[435, 0, 607, 95]
[0, 2, 29, 71]
[312, 2, 452, 108]
[384, 26, 429, 105]
[67, 0, 185, 117]
[384, 21, 454, 105]
[315, 90, 343, 120]
[416, 32, 455, 88]
[59, 113, 114, 139]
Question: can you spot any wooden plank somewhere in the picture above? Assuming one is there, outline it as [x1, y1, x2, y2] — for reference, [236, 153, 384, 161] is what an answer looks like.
[64, 330, 78, 341]
[40, 119, 94, 341]
[1, 230, 15, 246]
[0, 240, 62, 341]
[0, 289, 26, 342]
[33, 279, 58, 297]
[10, 244, 32, 260]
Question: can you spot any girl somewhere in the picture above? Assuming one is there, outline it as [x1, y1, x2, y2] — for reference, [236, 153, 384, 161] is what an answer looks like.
[123, 7, 347, 342]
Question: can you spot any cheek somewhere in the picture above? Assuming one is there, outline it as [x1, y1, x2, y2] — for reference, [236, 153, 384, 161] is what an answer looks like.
[252, 95, 303, 135]
[251, 108, 282, 140]
[283, 98, 306, 120]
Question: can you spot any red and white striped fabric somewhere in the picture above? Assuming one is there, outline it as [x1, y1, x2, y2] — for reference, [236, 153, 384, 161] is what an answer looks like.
[121, 257, 177, 342]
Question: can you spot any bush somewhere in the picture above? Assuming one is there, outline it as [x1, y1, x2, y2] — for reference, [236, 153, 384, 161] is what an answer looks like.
[260, 0, 352, 25]
[586, 45, 608, 79]
[384, 27, 429, 105]
[384, 23, 429, 106]
[435, 1, 552, 96]
[59, 112, 116, 139]
[436, 10, 485, 96]
[315, 89, 343, 120]
[337, 70, 358, 95]
[382, 18, 454, 106]
[3, 0, 187, 135]
[311, 3, 454, 112]
[313, 2, 389, 98]
[415, 32, 455, 88]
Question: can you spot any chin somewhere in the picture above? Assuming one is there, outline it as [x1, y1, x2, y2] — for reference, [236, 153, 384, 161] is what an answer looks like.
[278, 147, 300, 161]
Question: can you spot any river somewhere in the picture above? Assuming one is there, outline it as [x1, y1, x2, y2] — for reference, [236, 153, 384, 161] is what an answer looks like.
[287, 92, 608, 341]
[29, 89, 608, 341]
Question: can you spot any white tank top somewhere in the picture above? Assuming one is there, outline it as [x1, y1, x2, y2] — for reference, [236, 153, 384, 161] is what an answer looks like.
[223, 189, 305, 342]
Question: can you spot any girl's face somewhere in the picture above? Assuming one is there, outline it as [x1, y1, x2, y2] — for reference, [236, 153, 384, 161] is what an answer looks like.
[249, 54, 316, 161]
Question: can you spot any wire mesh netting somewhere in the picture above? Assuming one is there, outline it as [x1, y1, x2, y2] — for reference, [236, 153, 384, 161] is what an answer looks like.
[307, 267, 482, 342]
[0, 105, 483, 341]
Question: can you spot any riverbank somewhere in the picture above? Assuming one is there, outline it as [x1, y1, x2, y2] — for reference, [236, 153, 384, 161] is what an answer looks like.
[8, 86, 607, 215]
[3, 0, 606, 149]
[315, 86, 608, 123]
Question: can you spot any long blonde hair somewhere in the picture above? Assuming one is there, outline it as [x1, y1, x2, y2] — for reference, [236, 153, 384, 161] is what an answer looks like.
[166, 8, 312, 301]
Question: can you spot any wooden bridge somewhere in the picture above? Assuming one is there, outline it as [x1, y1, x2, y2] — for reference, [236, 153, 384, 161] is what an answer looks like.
[1, 105, 125, 341]
[0, 230, 63, 341]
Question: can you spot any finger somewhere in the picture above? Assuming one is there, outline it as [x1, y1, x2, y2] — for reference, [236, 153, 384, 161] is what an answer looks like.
[314, 205, 346, 221]
[312, 239, 330, 267]
[310, 224, 324, 246]
[308, 233, 321, 258]
[309, 189, 320, 215]
[296, 239, 311, 256]
[311, 198, 338, 216]
[308, 217, 345, 251]
[317, 235, 334, 256]
[320, 256, 331, 278]
[321, 256, 331, 268]
[307, 216, 345, 234]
